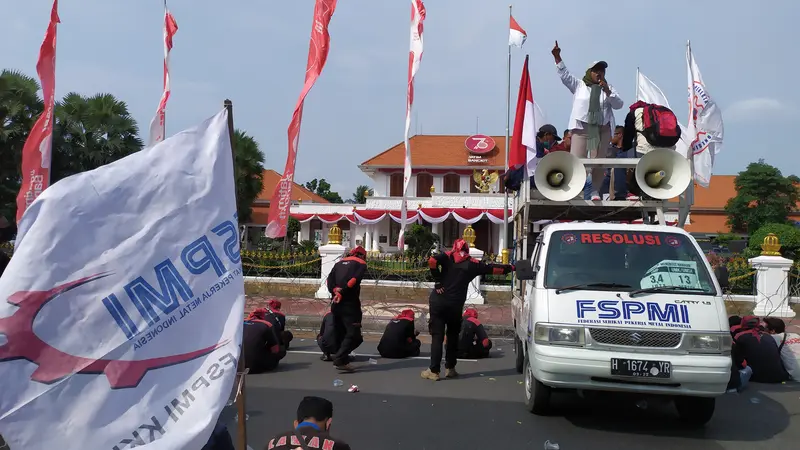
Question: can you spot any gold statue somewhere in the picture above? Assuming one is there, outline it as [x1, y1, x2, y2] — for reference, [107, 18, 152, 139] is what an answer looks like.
[472, 169, 498, 193]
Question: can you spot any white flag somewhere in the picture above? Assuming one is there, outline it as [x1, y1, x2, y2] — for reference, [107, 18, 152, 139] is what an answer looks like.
[686, 45, 724, 188]
[0, 109, 244, 449]
[636, 70, 691, 159]
[509, 15, 527, 47]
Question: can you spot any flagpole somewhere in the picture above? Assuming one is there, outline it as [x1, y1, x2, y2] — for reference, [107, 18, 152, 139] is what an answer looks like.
[686, 40, 696, 209]
[224, 99, 247, 450]
[635, 66, 640, 101]
[502, 4, 512, 263]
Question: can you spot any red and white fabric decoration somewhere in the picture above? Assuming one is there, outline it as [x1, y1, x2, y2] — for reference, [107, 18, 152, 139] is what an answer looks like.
[451, 209, 484, 225]
[389, 210, 419, 224]
[289, 213, 356, 224]
[290, 209, 515, 225]
[485, 209, 512, 224]
[353, 210, 387, 225]
[417, 208, 450, 224]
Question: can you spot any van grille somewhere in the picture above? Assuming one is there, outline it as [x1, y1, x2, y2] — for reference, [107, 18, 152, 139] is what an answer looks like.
[588, 328, 682, 348]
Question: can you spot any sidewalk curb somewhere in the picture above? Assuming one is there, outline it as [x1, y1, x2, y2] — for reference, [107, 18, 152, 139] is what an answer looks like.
[284, 314, 515, 338]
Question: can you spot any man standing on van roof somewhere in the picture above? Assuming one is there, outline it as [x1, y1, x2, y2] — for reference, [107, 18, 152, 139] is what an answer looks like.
[421, 239, 514, 381]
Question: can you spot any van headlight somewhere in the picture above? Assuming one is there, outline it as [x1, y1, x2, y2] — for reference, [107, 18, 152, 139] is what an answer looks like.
[687, 333, 732, 355]
[534, 323, 585, 346]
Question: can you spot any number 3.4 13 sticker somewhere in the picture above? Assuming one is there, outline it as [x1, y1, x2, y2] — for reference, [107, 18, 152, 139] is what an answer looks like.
[640, 260, 701, 289]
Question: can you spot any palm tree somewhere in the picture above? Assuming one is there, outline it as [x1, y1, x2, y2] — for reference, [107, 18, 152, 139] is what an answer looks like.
[352, 184, 373, 204]
[51, 93, 144, 182]
[232, 129, 265, 223]
[0, 70, 43, 222]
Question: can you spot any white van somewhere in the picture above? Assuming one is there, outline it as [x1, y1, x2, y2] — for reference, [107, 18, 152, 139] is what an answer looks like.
[511, 222, 732, 426]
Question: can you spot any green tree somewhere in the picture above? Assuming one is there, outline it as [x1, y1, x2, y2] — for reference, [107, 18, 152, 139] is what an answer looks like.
[352, 184, 373, 204]
[724, 160, 799, 233]
[304, 178, 343, 203]
[231, 129, 265, 223]
[747, 223, 800, 259]
[0, 70, 43, 222]
[404, 223, 439, 258]
[51, 92, 143, 182]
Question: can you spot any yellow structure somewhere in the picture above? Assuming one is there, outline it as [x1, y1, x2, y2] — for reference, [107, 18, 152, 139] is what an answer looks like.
[760, 233, 781, 256]
[328, 224, 342, 245]
[462, 225, 476, 246]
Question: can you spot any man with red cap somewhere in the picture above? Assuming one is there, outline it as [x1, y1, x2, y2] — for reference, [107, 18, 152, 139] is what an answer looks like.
[457, 307, 492, 359]
[378, 309, 422, 359]
[264, 299, 293, 349]
[326, 246, 368, 372]
[421, 239, 514, 381]
[242, 308, 286, 373]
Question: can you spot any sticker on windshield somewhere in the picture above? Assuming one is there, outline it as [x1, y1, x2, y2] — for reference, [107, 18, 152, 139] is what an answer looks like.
[640, 260, 701, 289]
[580, 233, 662, 246]
[665, 236, 681, 247]
[562, 233, 576, 244]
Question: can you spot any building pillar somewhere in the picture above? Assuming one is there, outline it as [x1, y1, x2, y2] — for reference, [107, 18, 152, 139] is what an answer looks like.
[371, 224, 380, 254]
[462, 225, 485, 305]
[749, 234, 796, 318]
[365, 228, 372, 251]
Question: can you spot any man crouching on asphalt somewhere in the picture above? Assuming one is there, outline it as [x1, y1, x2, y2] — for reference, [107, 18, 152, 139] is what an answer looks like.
[326, 246, 368, 372]
[421, 239, 514, 381]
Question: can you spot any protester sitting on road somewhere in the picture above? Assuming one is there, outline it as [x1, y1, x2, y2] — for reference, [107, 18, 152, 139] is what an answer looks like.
[317, 308, 339, 361]
[378, 309, 422, 359]
[733, 316, 790, 383]
[457, 308, 493, 359]
[326, 246, 368, 372]
[266, 396, 351, 450]
[242, 308, 286, 373]
[552, 40, 624, 201]
[422, 239, 514, 381]
[201, 421, 235, 450]
[763, 317, 800, 382]
[265, 299, 293, 350]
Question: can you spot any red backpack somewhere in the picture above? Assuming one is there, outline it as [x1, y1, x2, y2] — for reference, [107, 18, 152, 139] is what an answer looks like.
[629, 101, 681, 148]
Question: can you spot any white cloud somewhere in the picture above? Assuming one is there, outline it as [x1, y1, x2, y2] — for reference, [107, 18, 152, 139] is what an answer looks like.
[724, 98, 796, 122]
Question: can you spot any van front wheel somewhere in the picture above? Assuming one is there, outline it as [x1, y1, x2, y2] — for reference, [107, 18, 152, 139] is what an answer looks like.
[524, 353, 551, 415]
[674, 396, 715, 427]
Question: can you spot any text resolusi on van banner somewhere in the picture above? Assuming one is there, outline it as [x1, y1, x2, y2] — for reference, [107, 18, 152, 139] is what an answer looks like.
[266, 0, 338, 238]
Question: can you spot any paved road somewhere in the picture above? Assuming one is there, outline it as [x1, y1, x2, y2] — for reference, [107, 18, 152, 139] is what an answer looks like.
[224, 339, 800, 449]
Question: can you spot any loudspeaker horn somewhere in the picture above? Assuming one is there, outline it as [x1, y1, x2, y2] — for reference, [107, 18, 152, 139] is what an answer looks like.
[533, 151, 587, 201]
[635, 148, 691, 200]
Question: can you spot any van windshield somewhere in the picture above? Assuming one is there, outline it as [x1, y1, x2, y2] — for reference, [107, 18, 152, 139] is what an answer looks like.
[543, 230, 716, 295]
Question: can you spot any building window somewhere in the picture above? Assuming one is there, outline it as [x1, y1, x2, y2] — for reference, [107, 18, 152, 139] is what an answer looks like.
[443, 174, 460, 193]
[390, 173, 404, 197]
[310, 219, 323, 243]
[389, 220, 400, 247]
[416, 172, 433, 197]
[442, 218, 459, 248]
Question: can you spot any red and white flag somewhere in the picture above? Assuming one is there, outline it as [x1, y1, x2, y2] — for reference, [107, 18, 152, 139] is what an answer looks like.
[509, 55, 541, 177]
[266, 0, 338, 238]
[509, 15, 526, 47]
[147, 2, 178, 147]
[398, 0, 426, 250]
[16, 0, 59, 225]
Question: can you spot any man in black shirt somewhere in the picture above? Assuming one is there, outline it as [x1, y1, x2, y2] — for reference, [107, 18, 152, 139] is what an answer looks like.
[242, 308, 286, 373]
[458, 307, 492, 359]
[733, 316, 790, 383]
[317, 309, 339, 361]
[378, 309, 421, 359]
[266, 396, 351, 450]
[326, 246, 368, 372]
[265, 299, 293, 349]
[421, 239, 514, 381]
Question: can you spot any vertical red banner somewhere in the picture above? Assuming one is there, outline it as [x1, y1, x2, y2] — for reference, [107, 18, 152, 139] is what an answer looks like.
[16, 0, 60, 224]
[265, 0, 338, 238]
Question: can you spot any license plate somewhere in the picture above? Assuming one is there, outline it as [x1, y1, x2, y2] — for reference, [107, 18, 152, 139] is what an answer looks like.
[610, 358, 671, 378]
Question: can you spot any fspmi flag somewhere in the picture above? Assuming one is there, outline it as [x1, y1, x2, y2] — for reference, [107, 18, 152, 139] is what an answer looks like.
[0, 109, 244, 449]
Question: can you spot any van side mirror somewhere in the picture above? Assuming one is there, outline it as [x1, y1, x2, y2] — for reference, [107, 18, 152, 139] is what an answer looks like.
[714, 265, 729, 289]
[514, 259, 536, 281]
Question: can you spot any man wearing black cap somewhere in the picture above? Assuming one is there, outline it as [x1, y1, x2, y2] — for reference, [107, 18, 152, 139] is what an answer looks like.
[266, 396, 351, 449]
[551, 40, 624, 201]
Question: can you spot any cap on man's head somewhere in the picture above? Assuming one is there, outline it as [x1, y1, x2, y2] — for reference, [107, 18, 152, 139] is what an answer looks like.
[297, 396, 334, 422]
[590, 60, 608, 70]
[536, 124, 561, 141]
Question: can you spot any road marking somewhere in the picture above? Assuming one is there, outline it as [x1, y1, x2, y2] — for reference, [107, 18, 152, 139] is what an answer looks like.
[287, 350, 478, 362]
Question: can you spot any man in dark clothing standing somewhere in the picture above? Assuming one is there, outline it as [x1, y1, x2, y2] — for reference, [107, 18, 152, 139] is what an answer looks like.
[421, 239, 514, 381]
[326, 246, 368, 372]
[733, 316, 790, 383]
[458, 307, 493, 359]
[378, 309, 422, 359]
[242, 308, 286, 373]
[266, 396, 351, 450]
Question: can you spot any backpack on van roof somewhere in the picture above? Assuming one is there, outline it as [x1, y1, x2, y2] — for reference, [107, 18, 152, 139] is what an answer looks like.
[629, 101, 681, 148]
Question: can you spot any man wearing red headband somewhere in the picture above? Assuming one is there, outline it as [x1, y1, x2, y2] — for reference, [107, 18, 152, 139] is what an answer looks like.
[326, 246, 368, 372]
[265, 299, 293, 349]
[421, 239, 514, 381]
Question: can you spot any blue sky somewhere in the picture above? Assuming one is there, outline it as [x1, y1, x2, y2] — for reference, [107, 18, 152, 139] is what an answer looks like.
[3, 1, 798, 198]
